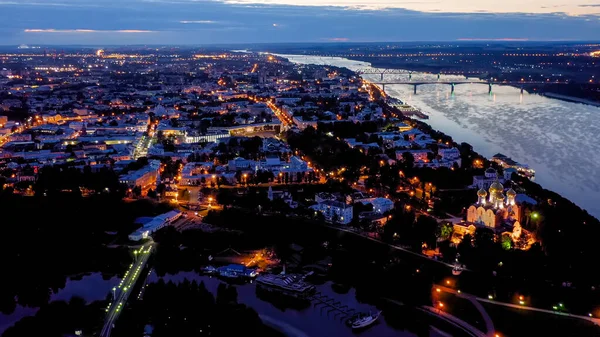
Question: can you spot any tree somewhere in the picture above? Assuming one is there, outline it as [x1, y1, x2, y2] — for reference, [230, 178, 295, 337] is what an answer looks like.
[217, 189, 234, 207]
[415, 215, 438, 250]
[501, 234, 513, 250]
[401, 152, 415, 169]
[474, 227, 495, 249]
[437, 222, 454, 241]
[132, 186, 142, 197]
[179, 188, 190, 202]
[457, 233, 473, 257]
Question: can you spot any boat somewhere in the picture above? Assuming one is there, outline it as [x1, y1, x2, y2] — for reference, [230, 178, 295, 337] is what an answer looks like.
[347, 311, 381, 329]
[490, 153, 535, 179]
[216, 264, 258, 279]
[201, 265, 217, 275]
[452, 264, 464, 276]
[255, 273, 316, 299]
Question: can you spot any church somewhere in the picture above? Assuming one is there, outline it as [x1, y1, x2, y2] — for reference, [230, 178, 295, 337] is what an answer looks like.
[466, 178, 521, 229]
[453, 168, 530, 247]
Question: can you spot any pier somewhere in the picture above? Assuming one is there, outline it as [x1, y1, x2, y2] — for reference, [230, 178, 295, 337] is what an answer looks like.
[310, 292, 358, 322]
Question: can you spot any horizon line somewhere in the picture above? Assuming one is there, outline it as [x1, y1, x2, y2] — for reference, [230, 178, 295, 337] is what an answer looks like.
[2, 39, 600, 48]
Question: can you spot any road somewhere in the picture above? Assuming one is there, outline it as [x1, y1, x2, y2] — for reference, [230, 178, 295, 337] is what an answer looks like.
[436, 285, 495, 337]
[435, 284, 600, 331]
[325, 224, 457, 269]
[267, 100, 295, 127]
[99, 242, 153, 337]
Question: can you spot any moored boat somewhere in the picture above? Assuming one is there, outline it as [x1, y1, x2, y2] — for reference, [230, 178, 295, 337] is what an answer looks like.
[347, 311, 381, 329]
[255, 272, 316, 299]
[452, 264, 464, 276]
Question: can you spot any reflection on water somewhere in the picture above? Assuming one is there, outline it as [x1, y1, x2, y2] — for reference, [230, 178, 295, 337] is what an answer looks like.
[50, 273, 119, 303]
[278, 54, 600, 218]
[0, 273, 118, 334]
[152, 272, 420, 337]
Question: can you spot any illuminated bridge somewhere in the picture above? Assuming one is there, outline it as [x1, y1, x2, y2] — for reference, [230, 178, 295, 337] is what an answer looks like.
[367, 79, 565, 94]
[355, 69, 567, 94]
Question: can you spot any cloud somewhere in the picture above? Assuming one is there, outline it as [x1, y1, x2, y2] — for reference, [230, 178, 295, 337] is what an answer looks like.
[457, 37, 530, 41]
[0, 1, 100, 7]
[323, 37, 350, 41]
[208, 0, 600, 16]
[24, 29, 155, 33]
[179, 20, 217, 24]
[1, 0, 598, 44]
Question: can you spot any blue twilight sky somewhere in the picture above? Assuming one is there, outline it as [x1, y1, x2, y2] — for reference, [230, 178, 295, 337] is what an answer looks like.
[0, 0, 599, 45]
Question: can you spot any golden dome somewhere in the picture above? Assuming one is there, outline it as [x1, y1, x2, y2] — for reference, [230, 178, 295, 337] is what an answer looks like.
[477, 188, 487, 197]
[489, 180, 504, 193]
[506, 188, 516, 197]
[495, 190, 505, 200]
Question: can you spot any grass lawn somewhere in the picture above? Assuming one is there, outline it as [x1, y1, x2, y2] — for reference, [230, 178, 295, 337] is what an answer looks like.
[481, 301, 600, 337]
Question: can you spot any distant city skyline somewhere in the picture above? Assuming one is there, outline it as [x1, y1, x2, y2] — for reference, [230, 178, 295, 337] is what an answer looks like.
[0, 0, 599, 45]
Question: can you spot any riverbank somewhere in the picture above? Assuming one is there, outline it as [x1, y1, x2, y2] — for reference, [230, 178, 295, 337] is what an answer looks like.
[278, 53, 600, 218]
[328, 56, 600, 109]
[538, 92, 600, 107]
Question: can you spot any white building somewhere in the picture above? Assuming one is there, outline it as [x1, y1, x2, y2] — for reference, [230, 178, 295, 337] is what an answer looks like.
[472, 167, 506, 190]
[184, 130, 229, 144]
[228, 157, 256, 171]
[311, 200, 353, 225]
[357, 197, 394, 214]
[438, 147, 461, 160]
[119, 162, 160, 189]
[396, 149, 431, 162]
[128, 210, 182, 241]
[128, 229, 150, 241]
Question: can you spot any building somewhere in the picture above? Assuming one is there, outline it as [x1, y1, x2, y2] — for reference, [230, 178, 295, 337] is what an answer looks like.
[464, 179, 521, 232]
[128, 229, 150, 241]
[228, 157, 256, 171]
[471, 167, 506, 190]
[396, 149, 431, 162]
[311, 200, 353, 225]
[491, 153, 535, 178]
[119, 164, 160, 190]
[184, 130, 229, 144]
[128, 210, 182, 241]
[453, 181, 536, 250]
[439, 147, 461, 160]
[357, 197, 394, 214]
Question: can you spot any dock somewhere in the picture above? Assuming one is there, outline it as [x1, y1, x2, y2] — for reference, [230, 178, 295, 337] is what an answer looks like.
[310, 292, 358, 322]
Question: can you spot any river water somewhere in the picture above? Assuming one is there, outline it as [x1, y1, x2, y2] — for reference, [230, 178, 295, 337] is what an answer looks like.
[151, 272, 440, 337]
[0, 273, 119, 334]
[277, 54, 600, 219]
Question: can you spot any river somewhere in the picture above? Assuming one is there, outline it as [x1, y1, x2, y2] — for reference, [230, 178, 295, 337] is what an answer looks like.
[0, 273, 119, 334]
[151, 271, 450, 337]
[277, 54, 600, 219]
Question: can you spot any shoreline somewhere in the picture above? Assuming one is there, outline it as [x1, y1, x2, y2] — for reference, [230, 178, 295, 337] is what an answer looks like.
[538, 92, 600, 107]
[283, 53, 600, 109]
[276, 52, 599, 219]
